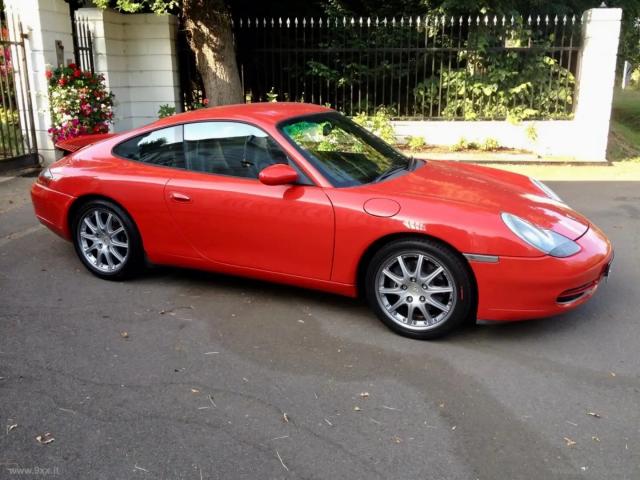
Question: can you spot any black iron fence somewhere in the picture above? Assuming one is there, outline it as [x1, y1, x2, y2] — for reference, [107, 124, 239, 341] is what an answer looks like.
[0, 10, 37, 169]
[73, 16, 94, 74]
[233, 14, 582, 120]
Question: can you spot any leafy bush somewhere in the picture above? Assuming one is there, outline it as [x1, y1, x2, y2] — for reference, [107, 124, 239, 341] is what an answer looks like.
[480, 138, 500, 151]
[407, 135, 426, 151]
[415, 24, 575, 122]
[449, 137, 480, 152]
[0, 106, 18, 125]
[450, 137, 469, 152]
[46, 64, 114, 143]
[352, 107, 396, 144]
[158, 104, 176, 118]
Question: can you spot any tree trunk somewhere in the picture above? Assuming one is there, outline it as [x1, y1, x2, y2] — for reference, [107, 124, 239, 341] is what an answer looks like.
[183, 0, 243, 106]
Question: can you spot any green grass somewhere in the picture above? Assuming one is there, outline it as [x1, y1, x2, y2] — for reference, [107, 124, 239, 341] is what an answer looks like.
[608, 89, 640, 162]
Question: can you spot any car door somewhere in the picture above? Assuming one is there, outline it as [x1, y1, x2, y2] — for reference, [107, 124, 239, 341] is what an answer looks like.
[111, 123, 200, 261]
[163, 121, 335, 280]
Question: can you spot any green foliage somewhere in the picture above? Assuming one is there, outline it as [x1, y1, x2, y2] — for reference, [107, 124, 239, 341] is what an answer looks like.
[407, 135, 426, 151]
[352, 107, 396, 144]
[158, 104, 176, 118]
[608, 88, 640, 162]
[93, 0, 178, 14]
[414, 24, 575, 122]
[0, 106, 18, 125]
[0, 107, 23, 156]
[480, 137, 500, 151]
[266, 87, 278, 102]
[450, 137, 469, 151]
[525, 124, 538, 142]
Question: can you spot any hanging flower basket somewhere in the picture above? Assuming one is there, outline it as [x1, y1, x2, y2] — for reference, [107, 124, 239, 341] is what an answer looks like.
[46, 64, 115, 143]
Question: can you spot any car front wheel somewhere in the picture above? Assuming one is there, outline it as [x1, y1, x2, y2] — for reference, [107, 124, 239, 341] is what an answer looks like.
[365, 239, 474, 339]
[72, 199, 142, 280]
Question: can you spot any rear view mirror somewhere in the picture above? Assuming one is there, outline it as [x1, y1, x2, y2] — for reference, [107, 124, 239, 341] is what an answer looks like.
[258, 164, 299, 186]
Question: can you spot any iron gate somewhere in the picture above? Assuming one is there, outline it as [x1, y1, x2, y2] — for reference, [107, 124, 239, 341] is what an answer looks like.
[0, 9, 38, 172]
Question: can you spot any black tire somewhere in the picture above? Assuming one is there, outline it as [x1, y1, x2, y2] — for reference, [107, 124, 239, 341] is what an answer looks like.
[72, 199, 143, 280]
[365, 238, 475, 340]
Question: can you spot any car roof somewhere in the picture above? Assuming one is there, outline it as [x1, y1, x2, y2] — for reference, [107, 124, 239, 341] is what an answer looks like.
[153, 102, 332, 128]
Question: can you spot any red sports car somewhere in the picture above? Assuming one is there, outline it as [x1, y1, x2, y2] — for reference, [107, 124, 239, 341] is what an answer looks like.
[31, 103, 613, 339]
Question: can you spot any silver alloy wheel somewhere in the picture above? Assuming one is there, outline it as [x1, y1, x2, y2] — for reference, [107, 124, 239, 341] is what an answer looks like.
[78, 208, 129, 273]
[375, 252, 456, 331]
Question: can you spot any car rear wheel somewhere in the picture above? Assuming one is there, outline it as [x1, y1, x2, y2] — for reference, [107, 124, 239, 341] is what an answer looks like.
[72, 200, 142, 280]
[365, 239, 474, 339]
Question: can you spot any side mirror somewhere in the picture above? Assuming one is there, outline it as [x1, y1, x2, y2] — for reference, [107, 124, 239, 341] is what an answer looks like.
[258, 164, 298, 186]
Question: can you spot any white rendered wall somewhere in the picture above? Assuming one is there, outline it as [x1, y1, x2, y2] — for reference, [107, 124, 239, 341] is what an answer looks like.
[76, 8, 180, 132]
[5, 0, 75, 164]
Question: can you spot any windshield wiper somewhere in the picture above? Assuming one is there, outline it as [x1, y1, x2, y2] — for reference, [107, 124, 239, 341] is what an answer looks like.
[374, 156, 416, 183]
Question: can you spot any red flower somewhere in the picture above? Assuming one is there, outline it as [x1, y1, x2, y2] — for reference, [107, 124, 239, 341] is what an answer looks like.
[68, 63, 77, 69]
[73, 69, 81, 78]
[202, 98, 209, 106]
[58, 77, 66, 86]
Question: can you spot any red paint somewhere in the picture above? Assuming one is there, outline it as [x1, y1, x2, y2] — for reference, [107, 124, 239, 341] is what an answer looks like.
[258, 164, 299, 185]
[31, 103, 613, 321]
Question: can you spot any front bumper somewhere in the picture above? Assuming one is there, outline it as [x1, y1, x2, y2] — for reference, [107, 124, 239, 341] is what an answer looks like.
[31, 181, 75, 240]
[470, 224, 613, 321]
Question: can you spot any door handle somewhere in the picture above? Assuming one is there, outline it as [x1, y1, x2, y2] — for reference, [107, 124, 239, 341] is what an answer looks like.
[169, 191, 192, 203]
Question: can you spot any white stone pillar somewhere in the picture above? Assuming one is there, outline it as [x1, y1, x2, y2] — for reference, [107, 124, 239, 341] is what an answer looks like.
[76, 8, 181, 132]
[573, 7, 622, 161]
[5, 0, 75, 165]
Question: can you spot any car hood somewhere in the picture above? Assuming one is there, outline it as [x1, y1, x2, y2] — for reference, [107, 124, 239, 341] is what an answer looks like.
[366, 160, 589, 240]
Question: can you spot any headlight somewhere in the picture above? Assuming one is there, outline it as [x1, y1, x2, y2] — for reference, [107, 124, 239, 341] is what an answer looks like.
[531, 178, 563, 203]
[501, 212, 580, 257]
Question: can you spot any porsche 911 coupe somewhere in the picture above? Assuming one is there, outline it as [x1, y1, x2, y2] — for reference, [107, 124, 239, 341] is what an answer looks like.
[31, 103, 613, 339]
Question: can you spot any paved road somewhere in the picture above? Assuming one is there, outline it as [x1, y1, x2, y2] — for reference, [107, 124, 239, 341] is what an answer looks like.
[0, 175, 638, 479]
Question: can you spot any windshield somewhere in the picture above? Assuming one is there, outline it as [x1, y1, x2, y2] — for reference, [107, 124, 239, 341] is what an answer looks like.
[279, 113, 411, 187]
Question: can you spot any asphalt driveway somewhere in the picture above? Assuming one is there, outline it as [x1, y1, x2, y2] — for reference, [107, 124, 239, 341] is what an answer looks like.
[0, 174, 638, 479]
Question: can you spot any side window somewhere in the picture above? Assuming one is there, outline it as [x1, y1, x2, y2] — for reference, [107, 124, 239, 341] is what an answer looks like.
[114, 126, 185, 169]
[183, 122, 290, 179]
